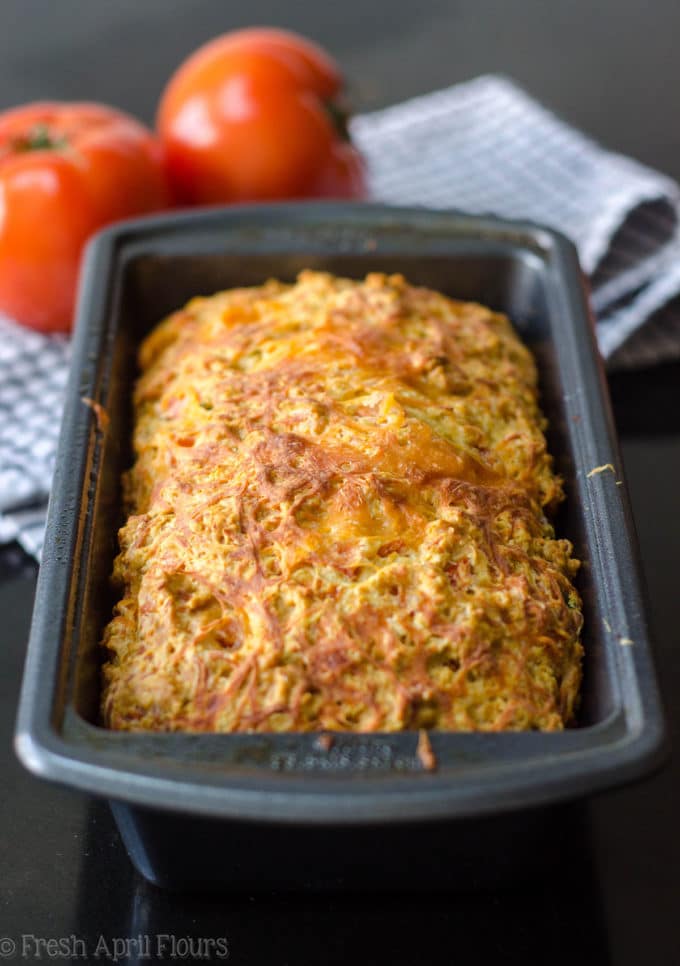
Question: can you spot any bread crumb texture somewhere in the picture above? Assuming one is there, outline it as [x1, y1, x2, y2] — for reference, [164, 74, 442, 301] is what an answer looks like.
[101, 271, 583, 732]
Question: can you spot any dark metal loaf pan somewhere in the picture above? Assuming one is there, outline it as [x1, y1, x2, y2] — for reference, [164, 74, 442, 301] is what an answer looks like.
[15, 203, 666, 889]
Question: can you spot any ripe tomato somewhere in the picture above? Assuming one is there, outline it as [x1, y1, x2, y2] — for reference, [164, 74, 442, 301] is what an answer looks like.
[157, 28, 366, 204]
[0, 102, 170, 333]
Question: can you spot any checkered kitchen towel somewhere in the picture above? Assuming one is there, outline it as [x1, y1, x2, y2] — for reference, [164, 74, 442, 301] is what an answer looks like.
[4, 73, 680, 559]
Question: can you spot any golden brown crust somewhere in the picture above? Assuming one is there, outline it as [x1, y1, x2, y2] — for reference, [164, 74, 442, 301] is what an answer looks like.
[100, 271, 583, 732]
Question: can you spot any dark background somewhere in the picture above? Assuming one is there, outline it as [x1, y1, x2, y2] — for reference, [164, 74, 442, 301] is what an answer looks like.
[1, 2, 679, 964]
[3, 1, 680, 179]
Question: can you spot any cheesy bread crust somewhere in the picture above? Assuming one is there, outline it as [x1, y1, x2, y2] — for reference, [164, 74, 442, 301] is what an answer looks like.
[101, 271, 583, 732]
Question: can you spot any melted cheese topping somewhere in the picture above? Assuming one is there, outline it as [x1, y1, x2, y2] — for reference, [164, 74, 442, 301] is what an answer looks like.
[101, 271, 583, 732]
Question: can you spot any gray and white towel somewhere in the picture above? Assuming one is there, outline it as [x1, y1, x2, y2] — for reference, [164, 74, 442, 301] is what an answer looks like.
[3, 74, 680, 559]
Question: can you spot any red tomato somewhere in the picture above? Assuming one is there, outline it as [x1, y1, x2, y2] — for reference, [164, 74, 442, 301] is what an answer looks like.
[157, 28, 366, 204]
[0, 102, 170, 332]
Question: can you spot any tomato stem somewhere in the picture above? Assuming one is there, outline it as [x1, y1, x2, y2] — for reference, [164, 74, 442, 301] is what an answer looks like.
[14, 124, 68, 152]
[324, 99, 351, 142]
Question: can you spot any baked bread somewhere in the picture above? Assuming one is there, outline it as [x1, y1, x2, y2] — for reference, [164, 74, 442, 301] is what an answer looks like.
[101, 271, 583, 732]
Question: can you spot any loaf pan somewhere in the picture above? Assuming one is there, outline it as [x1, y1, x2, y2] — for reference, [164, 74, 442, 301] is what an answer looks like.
[15, 203, 666, 889]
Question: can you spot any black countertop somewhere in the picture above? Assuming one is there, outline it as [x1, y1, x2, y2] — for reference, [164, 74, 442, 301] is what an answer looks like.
[1, 3, 679, 963]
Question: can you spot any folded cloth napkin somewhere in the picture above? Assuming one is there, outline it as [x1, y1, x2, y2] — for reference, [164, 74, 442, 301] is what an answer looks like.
[3, 73, 680, 559]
